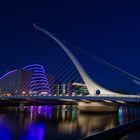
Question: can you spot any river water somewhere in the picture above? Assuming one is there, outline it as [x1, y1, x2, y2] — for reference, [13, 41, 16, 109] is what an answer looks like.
[0, 105, 140, 140]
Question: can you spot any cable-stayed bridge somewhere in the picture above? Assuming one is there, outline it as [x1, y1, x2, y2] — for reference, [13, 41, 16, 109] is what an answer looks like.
[0, 24, 139, 111]
[1, 94, 140, 102]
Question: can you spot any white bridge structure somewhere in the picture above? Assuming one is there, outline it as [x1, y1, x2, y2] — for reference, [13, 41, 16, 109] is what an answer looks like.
[1, 94, 140, 103]
[34, 24, 119, 96]
[33, 24, 140, 102]
[0, 24, 139, 106]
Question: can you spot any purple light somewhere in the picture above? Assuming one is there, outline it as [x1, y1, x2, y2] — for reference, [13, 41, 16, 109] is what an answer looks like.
[30, 82, 49, 86]
[30, 81, 50, 85]
[30, 80, 49, 84]
[23, 64, 44, 69]
[24, 64, 51, 94]
[32, 74, 47, 77]
[31, 77, 47, 80]
[31, 85, 50, 88]
[31, 85, 51, 90]
[0, 115, 14, 140]
[31, 70, 45, 74]
[43, 106, 53, 119]
[0, 70, 17, 80]
[20, 123, 46, 140]
[27, 67, 44, 71]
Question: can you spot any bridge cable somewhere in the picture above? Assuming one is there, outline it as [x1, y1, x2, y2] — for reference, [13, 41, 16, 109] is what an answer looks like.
[60, 40, 140, 85]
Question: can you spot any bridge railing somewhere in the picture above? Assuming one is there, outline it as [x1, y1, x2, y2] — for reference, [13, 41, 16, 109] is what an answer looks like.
[0, 93, 140, 99]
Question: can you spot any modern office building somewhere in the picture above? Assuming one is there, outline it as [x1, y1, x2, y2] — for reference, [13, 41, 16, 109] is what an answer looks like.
[72, 82, 89, 95]
[55, 82, 89, 95]
[67, 81, 73, 95]
[55, 82, 66, 95]
[55, 82, 71, 95]
[0, 64, 89, 96]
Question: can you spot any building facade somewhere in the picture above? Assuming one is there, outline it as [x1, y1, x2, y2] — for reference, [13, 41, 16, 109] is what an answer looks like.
[0, 64, 51, 96]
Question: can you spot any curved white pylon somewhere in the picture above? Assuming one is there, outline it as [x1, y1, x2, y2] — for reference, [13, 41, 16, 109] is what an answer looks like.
[34, 24, 119, 95]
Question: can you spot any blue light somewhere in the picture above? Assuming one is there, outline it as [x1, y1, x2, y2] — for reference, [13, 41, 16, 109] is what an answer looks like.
[30, 80, 49, 84]
[0, 116, 14, 140]
[30, 83, 50, 87]
[19, 123, 46, 140]
[118, 107, 124, 125]
[33, 73, 46, 77]
[24, 64, 51, 94]
[31, 84, 50, 89]
[27, 68, 44, 72]
[23, 64, 44, 69]
[0, 70, 17, 80]
[32, 76, 47, 78]
[31, 70, 45, 74]
[31, 77, 48, 80]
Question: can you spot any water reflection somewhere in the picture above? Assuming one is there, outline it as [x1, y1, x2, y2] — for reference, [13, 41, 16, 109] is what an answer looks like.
[118, 106, 140, 140]
[78, 113, 117, 136]
[118, 106, 140, 125]
[19, 123, 46, 140]
[0, 105, 140, 140]
[0, 114, 14, 140]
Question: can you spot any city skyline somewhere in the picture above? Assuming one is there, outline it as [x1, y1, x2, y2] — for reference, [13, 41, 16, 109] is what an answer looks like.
[0, 1, 140, 140]
[0, 0, 140, 93]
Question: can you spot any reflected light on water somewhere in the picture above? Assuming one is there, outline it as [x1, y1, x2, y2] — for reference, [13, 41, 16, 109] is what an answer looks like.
[0, 115, 14, 140]
[19, 123, 46, 140]
[77, 114, 117, 135]
[119, 106, 124, 125]
[0, 105, 140, 140]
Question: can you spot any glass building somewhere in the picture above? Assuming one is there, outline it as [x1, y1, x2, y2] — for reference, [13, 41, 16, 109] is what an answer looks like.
[0, 64, 51, 96]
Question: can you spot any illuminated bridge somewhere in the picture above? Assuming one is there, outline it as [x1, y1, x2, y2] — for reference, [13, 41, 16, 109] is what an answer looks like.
[0, 25, 139, 111]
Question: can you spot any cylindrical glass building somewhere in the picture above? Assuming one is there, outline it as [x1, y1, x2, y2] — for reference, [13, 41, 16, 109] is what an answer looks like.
[23, 64, 51, 95]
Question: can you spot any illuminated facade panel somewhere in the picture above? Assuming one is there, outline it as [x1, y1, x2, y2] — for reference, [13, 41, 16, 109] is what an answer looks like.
[23, 64, 51, 95]
[0, 64, 51, 96]
[0, 70, 32, 95]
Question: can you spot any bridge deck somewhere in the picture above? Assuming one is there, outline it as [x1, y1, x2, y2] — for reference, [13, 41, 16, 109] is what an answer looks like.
[0, 94, 140, 103]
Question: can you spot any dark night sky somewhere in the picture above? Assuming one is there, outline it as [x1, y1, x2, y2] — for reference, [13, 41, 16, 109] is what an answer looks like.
[0, 0, 140, 93]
